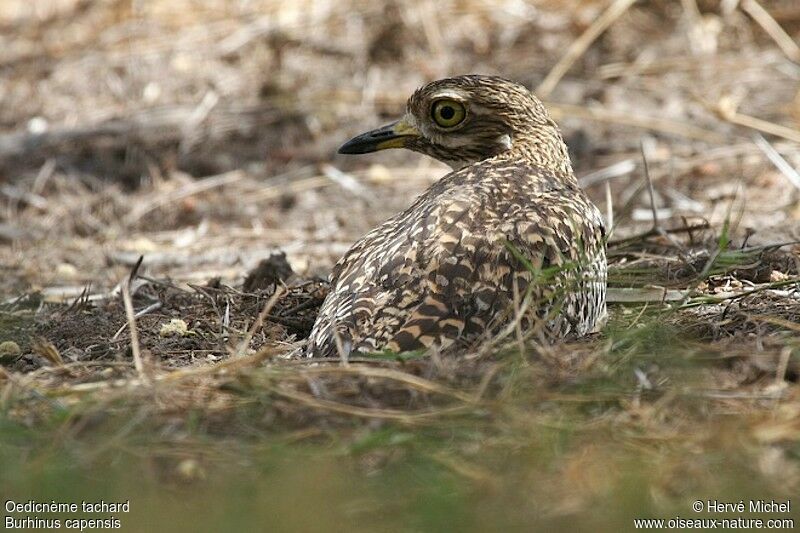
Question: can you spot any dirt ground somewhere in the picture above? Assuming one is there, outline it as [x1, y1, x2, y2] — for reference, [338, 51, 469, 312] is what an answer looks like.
[1, 0, 800, 529]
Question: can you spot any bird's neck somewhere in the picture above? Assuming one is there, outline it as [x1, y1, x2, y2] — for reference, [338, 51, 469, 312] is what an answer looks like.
[506, 123, 574, 176]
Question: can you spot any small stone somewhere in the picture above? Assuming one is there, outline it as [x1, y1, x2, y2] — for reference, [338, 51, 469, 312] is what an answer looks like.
[56, 263, 78, 279]
[0, 341, 21, 361]
[770, 270, 789, 282]
[27, 117, 48, 134]
[367, 164, 392, 183]
[176, 458, 205, 481]
[142, 82, 161, 103]
[159, 318, 189, 337]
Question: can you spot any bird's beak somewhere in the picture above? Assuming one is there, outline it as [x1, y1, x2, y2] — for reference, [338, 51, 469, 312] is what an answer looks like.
[338, 116, 420, 154]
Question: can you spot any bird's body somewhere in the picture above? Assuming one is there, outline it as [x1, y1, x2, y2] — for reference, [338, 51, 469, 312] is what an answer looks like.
[307, 75, 606, 358]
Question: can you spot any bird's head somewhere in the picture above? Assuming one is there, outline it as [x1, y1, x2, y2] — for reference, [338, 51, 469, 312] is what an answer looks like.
[338, 75, 571, 172]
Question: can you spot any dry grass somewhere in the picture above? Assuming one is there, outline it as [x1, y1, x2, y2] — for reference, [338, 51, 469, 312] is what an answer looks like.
[1, 0, 800, 529]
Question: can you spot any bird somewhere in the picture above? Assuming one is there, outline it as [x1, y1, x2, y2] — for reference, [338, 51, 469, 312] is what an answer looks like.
[306, 75, 606, 358]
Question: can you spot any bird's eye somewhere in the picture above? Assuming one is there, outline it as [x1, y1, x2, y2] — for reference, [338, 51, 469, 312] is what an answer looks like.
[431, 100, 466, 128]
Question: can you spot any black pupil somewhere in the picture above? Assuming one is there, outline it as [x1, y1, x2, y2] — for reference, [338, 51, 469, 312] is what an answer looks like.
[439, 105, 455, 120]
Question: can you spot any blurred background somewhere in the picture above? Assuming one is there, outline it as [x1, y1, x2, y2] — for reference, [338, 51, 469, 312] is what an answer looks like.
[2, 1, 800, 531]
[2, 0, 799, 297]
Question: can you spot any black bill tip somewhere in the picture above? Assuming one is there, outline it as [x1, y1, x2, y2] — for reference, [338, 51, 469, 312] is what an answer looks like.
[338, 121, 405, 154]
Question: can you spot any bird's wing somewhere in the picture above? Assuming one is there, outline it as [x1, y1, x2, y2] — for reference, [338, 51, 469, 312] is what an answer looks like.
[373, 188, 603, 353]
[307, 175, 604, 357]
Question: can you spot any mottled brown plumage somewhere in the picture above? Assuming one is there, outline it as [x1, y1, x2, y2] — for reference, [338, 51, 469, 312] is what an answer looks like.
[307, 75, 606, 358]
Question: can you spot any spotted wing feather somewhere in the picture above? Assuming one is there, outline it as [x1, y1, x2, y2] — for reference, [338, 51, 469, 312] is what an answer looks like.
[306, 159, 606, 358]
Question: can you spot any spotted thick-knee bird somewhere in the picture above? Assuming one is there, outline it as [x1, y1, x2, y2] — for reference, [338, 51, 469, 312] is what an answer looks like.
[306, 75, 606, 358]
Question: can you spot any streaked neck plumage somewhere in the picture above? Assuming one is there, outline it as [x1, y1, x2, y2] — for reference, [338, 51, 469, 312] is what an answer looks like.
[501, 118, 573, 176]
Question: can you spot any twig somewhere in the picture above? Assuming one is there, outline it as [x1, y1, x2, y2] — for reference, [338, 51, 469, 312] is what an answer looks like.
[297, 365, 477, 403]
[714, 97, 800, 143]
[740, 0, 800, 62]
[31, 338, 64, 367]
[679, 278, 800, 309]
[320, 163, 372, 200]
[217, 16, 273, 56]
[124, 170, 245, 226]
[608, 221, 710, 247]
[511, 278, 526, 360]
[233, 286, 286, 357]
[269, 385, 470, 423]
[548, 102, 726, 143]
[179, 91, 220, 154]
[46, 345, 294, 396]
[163, 345, 293, 381]
[640, 138, 683, 249]
[429, 452, 494, 485]
[247, 166, 435, 203]
[775, 346, 792, 384]
[121, 270, 147, 382]
[607, 287, 689, 303]
[0, 185, 48, 209]
[537, 0, 638, 97]
[111, 301, 163, 341]
[597, 52, 783, 79]
[579, 159, 636, 187]
[642, 139, 660, 231]
[746, 315, 800, 335]
[753, 134, 800, 191]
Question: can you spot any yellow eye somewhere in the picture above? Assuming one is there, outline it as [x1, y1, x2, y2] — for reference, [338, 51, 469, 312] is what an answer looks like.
[431, 100, 466, 128]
